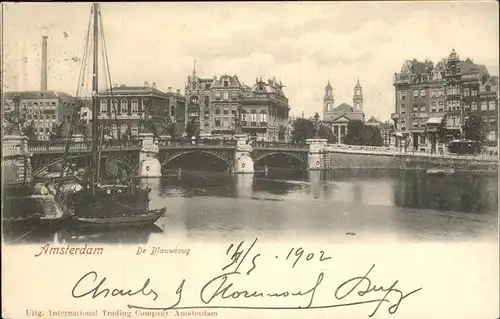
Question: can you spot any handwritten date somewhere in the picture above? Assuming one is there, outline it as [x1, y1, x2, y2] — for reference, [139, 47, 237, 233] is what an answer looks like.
[285, 247, 332, 267]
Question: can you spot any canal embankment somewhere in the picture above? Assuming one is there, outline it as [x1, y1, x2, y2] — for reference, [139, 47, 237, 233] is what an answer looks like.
[323, 150, 498, 174]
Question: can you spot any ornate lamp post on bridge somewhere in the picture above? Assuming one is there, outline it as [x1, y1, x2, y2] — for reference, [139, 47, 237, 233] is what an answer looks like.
[313, 112, 320, 138]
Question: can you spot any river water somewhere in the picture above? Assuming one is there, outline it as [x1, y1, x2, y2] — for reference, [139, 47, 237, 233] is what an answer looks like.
[13, 169, 494, 245]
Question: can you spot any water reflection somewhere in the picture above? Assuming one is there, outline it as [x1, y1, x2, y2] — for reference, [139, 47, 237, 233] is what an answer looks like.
[3, 169, 497, 244]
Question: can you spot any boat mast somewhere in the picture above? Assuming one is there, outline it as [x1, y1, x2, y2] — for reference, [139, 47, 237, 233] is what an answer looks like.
[91, 2, 99, 190]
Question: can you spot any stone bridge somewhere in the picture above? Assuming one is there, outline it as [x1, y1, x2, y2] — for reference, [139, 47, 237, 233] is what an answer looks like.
[6, 134, 496, 180]
[23, 133, 312, 178]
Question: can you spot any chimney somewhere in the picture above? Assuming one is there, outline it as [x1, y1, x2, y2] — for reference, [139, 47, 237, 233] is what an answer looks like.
[144, 81, 149, 87]
[168, 87, 172, 93]
[41, 36, 48, 91]
[152, 82, 156, 89]
[176, 89, 180, 95]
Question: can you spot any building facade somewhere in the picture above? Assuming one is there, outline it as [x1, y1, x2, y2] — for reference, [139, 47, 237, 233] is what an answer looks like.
[322, 79, 365, 143]
[2, 91, 74, 140]
[392, 49, 498, 152]
[184, 65, 290, 141]
[94, 82, 185, 138]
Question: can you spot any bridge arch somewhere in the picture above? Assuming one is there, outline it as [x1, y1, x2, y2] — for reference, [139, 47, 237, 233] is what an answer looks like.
[161, 150, 233, 171]
[253, 152, 308, 169]
[33, 154, 137, 177]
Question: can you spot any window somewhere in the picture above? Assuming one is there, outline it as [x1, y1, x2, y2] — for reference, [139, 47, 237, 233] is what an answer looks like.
[486, 85, 491, 92]
[224, 80, 229, 87]
[223, 107, 229, 115]
[204, 96, 209, 107]
[222, 119, 229, 127]
[464, 88, 470, 96]
[231, 91, 238, 100]
[260, 111, 267, 123]
[419, 89, 425, 98]
[481, 101, 487, 111]
[215, 118, 221, 127]
[131, 99, 139, 114]
[100, 99, 107, 114]
[141, 99, 147, 112]
[471, 101, 477, 111]
[223, 91, 229, 100]
[205, 84, 211, 90]
[399, 90, 406, 100]
[214, 91, 221, 100]
[438, 88, 444, 96]
[471, 90, 477, 96]
[170, 105, 176, 117]
[120, 99, 128, 114]
[488, 101, 496, 110]
[250, 110, 257, 124]
[215, 107, 221, 115]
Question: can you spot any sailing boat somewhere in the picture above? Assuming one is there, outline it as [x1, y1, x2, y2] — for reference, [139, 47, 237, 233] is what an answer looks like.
[47, 3, 166, 229]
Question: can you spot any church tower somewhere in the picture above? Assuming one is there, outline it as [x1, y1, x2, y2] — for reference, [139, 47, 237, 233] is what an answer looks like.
[324, 80, 334, 112]
[353, 77, 363, 111]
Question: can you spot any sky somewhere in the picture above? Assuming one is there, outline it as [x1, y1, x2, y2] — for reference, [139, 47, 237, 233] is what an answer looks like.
[2, 2, 499, 121]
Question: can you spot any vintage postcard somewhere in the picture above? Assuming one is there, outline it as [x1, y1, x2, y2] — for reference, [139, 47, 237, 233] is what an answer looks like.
[1, 2, 498, 319]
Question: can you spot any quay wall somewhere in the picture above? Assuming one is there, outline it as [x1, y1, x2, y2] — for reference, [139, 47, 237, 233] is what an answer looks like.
[324, 151, 498, 173]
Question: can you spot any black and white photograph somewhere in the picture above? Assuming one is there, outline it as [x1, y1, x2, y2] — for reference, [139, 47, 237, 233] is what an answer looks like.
[2, 2, 498, 319]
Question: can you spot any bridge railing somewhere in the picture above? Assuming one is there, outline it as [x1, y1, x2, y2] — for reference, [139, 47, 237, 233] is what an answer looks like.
[253, 141, 307, 149]
[158, 138, 237, 147]
[326, 143, 499, 162]
[27, 139, 143, 153]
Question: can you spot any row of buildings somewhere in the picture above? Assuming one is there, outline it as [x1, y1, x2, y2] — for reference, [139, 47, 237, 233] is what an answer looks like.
[2, 69, 291, 142]
[392, 49, 499, 152]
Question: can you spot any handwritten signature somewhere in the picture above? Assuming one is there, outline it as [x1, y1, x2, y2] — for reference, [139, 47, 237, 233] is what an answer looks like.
[70, 239, 422, 318]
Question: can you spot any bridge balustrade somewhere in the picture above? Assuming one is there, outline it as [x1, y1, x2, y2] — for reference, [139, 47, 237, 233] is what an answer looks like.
[253, 141, 307, 149]
[326, 143, 498, 162]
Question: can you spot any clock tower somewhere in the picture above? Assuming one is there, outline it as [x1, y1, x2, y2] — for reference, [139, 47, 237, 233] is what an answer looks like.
[353, 77, 363, 112]
[324, 80, 334, 112]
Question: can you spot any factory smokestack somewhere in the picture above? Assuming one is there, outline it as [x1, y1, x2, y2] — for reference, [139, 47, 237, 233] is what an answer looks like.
[41, 36, 48, 91]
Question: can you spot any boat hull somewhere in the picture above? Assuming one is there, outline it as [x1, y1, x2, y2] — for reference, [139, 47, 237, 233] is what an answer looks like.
[71, 207, 166, 229]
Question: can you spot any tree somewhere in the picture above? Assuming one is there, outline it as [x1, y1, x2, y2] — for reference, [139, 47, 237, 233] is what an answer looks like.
[21, 120, 37, 141]
[343, 120, 366, 145]
[463, 115, 489, 142]
[318, 124, 337, 143]
[290, 118, 315, 144]
[185, 118, 200, 140]
[138, 118, 161, 137]
[49, 122, 64, 140]
[436, 119, 447, 143]
[343, 120, 383, 146]
[2, 109, 25, 135]
[165, 122, 178, 138]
